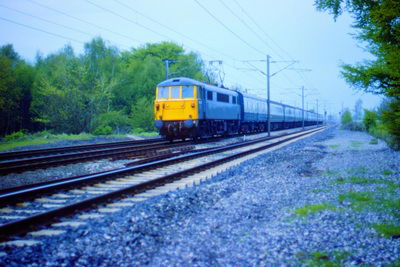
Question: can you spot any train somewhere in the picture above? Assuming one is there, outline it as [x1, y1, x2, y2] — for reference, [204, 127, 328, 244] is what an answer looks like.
[154, 77, 322, 141]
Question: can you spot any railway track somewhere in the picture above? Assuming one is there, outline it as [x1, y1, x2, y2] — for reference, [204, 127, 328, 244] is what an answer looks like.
[0, 138, 193, 175]
[0, 137, 165, 160]
[0, 126, 325, 240]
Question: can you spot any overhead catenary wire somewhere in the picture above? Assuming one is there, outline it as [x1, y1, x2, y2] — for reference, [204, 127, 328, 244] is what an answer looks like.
[0, 4, 134, 50]
[26, 0, 141, 45]
[193, 0, 265, 56]
[0, 4, 93, 38]
[5, 0, 314, 97]
[231, 0, 318, 92]
[84, 0, 220, 60]
[112, 0, 238, 61]
[217, 0, 280, 58]
[0, 16, 85, 44]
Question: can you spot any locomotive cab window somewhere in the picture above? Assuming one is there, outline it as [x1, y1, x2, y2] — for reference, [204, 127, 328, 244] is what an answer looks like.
[171, 86, 180, 99]
[232, 96, 237, 104]
[182, 86, 194, 98]
[158, 87, 169, 99]
[207, 91, 213, 100]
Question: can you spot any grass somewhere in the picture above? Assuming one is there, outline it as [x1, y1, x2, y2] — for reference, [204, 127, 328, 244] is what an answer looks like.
[323, 170, 341, 176]
[310, 188, 331, 194]
[383, 170, 394, 176]
[298, 250, 352, 266]
[331, 176, 391, 185]
[338, 191, 374, 202]
[130, 131, 158, 137]
[329, 144, 340, 149]
[346, 167, 367, 174]
[372, 224, 400, 238]
[338, 191, 374, 211]
[370, 138, 378, 144]
[350, 140, 363, 148]
[294, 204, 336, 216]
[0, 133, 94, 151]
[0, 131, 159, 152]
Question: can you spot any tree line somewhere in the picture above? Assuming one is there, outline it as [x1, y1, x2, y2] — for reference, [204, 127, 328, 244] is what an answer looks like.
[315, 0, 400, 149]
[0, 38, 216, 137]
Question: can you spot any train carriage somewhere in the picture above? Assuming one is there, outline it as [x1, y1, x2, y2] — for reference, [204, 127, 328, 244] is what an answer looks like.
[154, 77, 322, 141]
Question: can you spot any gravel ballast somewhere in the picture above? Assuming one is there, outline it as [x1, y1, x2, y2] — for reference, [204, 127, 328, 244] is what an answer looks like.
[1, 127, 399, 266]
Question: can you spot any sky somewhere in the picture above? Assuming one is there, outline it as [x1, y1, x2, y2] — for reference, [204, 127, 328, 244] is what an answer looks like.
[0, 0, 383, 118]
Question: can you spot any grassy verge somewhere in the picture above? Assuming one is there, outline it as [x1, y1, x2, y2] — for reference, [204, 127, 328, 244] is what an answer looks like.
[323, 169, 400, 239]
[0, 131, 158, 152]
[0, 133, 95, 152]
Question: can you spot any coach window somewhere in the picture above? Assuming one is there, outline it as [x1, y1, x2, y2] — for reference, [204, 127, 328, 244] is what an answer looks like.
[207, 91, 213, 100]
[217, 93, 229, 103]
[158, 87, 169, 99]
[171, 86, 180, 99]
[232, 96, 236, 104]
[182, 86, 194, 98]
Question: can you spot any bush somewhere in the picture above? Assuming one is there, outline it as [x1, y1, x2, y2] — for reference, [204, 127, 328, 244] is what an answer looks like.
[32, 130, 53, 139]
[344, 121, 364, 131]
[93, 125, 113, 135]
[363, 109, 378, 132]
[131, 97, 155, 132]
[4, 130, 28, 141]
[91, 111, 133, 135]
[341, 110, 353, 125]
[381, 101, 400, 150]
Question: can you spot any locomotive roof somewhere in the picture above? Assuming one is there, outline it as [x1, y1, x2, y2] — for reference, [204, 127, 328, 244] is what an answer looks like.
[157, 77, 203, 87]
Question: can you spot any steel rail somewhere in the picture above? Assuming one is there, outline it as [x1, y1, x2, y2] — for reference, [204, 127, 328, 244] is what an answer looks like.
[0, 126, 325, 238]
[0, 127, 323, 205]
[0, 137, 164, 161]
[0, 140, 190, 175]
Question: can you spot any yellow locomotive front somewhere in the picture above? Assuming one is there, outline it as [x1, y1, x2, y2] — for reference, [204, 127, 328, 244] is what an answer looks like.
[154, 79, 199, 140]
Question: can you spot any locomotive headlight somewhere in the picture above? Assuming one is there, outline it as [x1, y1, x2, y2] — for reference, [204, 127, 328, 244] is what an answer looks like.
[191, 102, 195, 108]
[156, 103, 160, 110]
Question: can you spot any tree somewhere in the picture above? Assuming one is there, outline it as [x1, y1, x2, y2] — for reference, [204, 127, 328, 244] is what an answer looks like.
[1, 39, 215, 137]
[363, 109, 378, 131]
[341, 109, 353, 126]
[0, 44, 35, 136]
[315, 0, 400, 148]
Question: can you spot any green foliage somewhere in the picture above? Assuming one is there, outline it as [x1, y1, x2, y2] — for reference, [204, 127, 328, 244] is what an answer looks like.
[93, 125, 113, 135]
[314, 0, 400, 149]
[328, 144, 340, 149]
[0, 38, 213, 138]
[369, 138, 378, 144]
[338, 191, 373, 203]
[294, 204, 336, 216]
[341, 110, 352, 125]
[0, 132, 94, 152]
[4, 130, 27, 141]
[298, 250, 351, 266]
[350, 140, 363, 148]
[331, 176, 392, 185]
[372, 224, 400, 238]
[381, 100, 400, 150]
[369, 120, 392, 144]
[131, 97, 155, 132]
[363, 109, 378, 131]
[91, 111, 133, 134]
[0, 45, 35, 136]
[341, 109, 364, 131]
